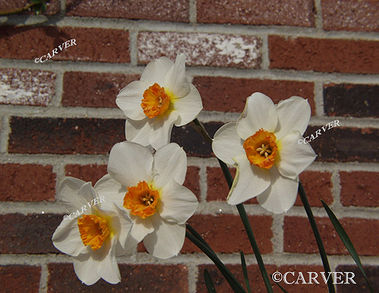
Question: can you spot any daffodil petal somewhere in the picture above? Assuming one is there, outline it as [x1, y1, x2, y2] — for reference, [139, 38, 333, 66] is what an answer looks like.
[227, 155, 271, 205]
[237, 92, 278, 139]
[141, 57, 174, 85]
[52, 217, 87, 257]
[164, 54, 190, 97]
[212, 122, 244, 165]
[97, 238, 121, 284]
[94, 174, 125, 212]
[277, 132, 317, 179]
[108, 141, 153, 187]
[174, 84, 203, 127]
[159, 180, 198, 224]
[144, 217, 185, 259]
[116, 80, 149, 121]
[257, 168, 299, 214]
[57, 177, 93, 211]
[73, 254, 100, 285]
[111, 205, 134, 252]
[275, 96, 311, 139]
[129, 216, 154, 243]
[148, 112, 179, 149]
[125, 118, 152, 147]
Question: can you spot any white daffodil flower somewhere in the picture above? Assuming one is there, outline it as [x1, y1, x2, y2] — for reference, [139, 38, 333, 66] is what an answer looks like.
[52, 177, 135, 285]
[212, 92, 317, 213]
[95, 141, 198, 259]
[116, 54, 203, 149]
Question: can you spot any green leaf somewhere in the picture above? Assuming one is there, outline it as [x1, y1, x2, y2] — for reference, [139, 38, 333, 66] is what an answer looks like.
[272, 279, 289, 293]
[204, 269, 217, 293]
[240, 251, 251, 293]
[321, 200, 374, 292]
[298, 183, 335, 293]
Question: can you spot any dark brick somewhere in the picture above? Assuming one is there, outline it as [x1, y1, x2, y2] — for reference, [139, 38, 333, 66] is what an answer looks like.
[0, 265, 41, 293]
[340, 171, 379, 207]
[193, 76, 315, 114]
[0, 213, 61, 253]
[66, 0, 189, 22]
[269, 36, 379, 74]
[183, 166, 200, 200]
[0, 26, 130, 63]
[324, 83, 379, 117]
[197, 0, 315, 27]
[62, 72, 139, 108]
[336, 265, 379, 292]
[65, 164, 107, 185]
[322, 0, 379, 32]
[0, 164, 56, 202]
[0, 0, 60, 15]
[48, 263, 188, 292]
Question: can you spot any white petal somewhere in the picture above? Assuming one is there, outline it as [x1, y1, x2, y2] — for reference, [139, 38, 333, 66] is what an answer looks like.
[141, 57, 174, 85]
[237, 92, 278, 139]
[174, 84, 203, 127]
[125, 118, 152, 147]
[94, 174, 125, 212]
[164, 54, 190, 97]
[212, 122, 244, 165]
[97, 238, 121, 284]
[129, 216, 154, 243]
[116, 80, 149, 120]
[144, 217, 185, 259]
[154, 143, 187, 187]
[148, 112, 179, 149]
[277, 132, 317, 179]
[159, 180, 198, 224]
[57, 177, 91, 211]
[108, 142, 153, 187]
[52, 217, 87, 257]
[227, 155, 271, 205]
[73, 254, 100, 285]
[112, 205, 134, 253]
[258, 168, 299, 214]
[275, 96, 311, 139]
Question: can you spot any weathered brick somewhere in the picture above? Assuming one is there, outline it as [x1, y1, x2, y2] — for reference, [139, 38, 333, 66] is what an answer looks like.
[336, 265, 379, 293]
[306, 126, 379, 162]
[183, 214, 272, 254]
[65, 164, 107, 185]
[0, 0, 60, 15]
[62, 72, 139, 108]
[138, 32, 262, 68]
[206, 167, 236, 202]
[0, 213, 61, 253]
[269, 36, 379, 74]
[193, 76, 315, 113]
[0, 68, 56, 106]
[322, 0, 379, 32]
[324, 83, 379, 118]
[66, 0, 189, 22]
[0, 265, 41, 293]
[0, 164, 56, 201]
[48, 263, 188, 292]
[340, 171, 379, 207]
[296, 171, 333, 207]
[184, 166, 200, 200]
[0, 26, 130, 63]
[8, 117, 124, 155]
[284, 217, 379, 256]
[197, 0, 315, 27]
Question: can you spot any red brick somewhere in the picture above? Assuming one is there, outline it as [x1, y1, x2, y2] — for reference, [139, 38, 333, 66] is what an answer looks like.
[65, 164, 107, 185]
[0, 164, 56, 202]
[184, 166, 200, 200]
[0, 68, 56, 106]
[183, 214, 272, 254]
[193, 76, 315, 114]
[207, 167, 236, 202]
[8, 117, 124, 155]
[295, 171, 333, 207]
[0, 0, 60, 15]
[336, 265, 379, 292]
[284, 217, 379, 256]
[0, 26, 130, 63]
[48, 263, 188, 292]
[322, 0, 379, 32]
[62, 72, 139, 108]
[0, 265, 41, 293]
[340, 171, 379, 207]
[0, 213, 62, 253]
[269, 36, 379, 74]
[66, 0, 189, 22]
[324, 83, 379, 118]
[197, 0, 315, 27]
[138, 32, 262, 68]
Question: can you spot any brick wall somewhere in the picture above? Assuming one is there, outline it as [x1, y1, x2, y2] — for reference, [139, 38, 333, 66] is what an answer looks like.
[0, 0, 378, 292]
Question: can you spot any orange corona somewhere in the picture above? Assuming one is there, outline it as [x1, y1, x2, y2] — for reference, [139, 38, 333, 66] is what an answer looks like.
[141, 83, 171, 118]
[77, 214, 110, 250]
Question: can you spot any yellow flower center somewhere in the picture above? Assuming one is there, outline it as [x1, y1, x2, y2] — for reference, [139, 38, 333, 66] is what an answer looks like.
[77, 214, 110, 250]
[141, 83, 174, 118]
[123, 181, 160, 219]
[243, 129, 278, 169]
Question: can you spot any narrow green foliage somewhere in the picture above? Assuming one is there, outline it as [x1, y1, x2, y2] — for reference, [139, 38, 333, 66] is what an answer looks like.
[204, 269, 217, 293]
[240, 251, 251, 293]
